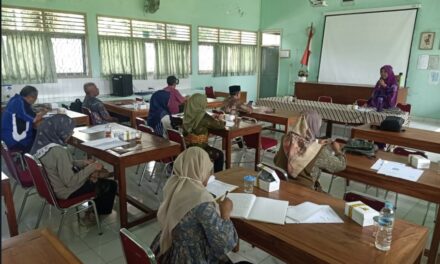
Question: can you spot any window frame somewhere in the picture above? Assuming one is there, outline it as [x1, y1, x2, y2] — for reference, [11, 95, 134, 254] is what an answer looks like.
[1, 5, 91, 78]
[197, 26, 258, 74]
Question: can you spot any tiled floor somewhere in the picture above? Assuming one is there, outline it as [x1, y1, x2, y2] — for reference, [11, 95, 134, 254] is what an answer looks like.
[2, 118, 439, 263]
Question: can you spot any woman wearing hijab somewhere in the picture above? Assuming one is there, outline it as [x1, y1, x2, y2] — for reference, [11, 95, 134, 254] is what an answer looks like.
[151, 147, 238, 263]
[274, 110, 346, 191]
[367, 65, 398, 110]
[30, 114, 116, 215]
[183, 93, 225, 172]
[147, 90, 172, 137]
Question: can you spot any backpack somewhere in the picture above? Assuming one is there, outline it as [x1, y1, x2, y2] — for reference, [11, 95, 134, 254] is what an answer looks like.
[342, 138, 376, 158]
[69, 99, 83, 113]
[379, 116, 404, 132]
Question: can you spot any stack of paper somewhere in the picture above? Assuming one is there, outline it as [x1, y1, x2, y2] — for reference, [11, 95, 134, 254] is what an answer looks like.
[82, 137, 129, 150]
[79, 124, 109, 134]
[371, 159, 423, 182]
[206, 176, 238, 200]
[228, 193, 289, 225]
[285, 202, 343, 224]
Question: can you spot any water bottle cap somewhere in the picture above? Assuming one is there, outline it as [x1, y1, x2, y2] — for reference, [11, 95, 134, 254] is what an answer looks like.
[378, 218, 392, 226]
[244, 175, 256, 182]
[385, 201, 394, 209]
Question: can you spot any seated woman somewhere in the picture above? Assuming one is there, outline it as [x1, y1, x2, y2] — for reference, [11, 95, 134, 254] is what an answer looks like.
[151, 147, 239, 263]
[183, 94, 225, 172]
[30, 114, 116, 216]
[147, 90, 172, 138]
[274, 110, 346, 191]
[367, 65, 398, 110]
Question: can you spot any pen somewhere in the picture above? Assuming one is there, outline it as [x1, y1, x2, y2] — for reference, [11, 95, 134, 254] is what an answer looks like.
[222, 191, 229, 202]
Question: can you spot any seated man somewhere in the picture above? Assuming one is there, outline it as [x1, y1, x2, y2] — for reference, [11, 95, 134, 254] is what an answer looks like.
[222, 85, 252, 115]
[1, 86, 45, 153]
[163, 75, 185, 114]
[82, 82, 117, 124]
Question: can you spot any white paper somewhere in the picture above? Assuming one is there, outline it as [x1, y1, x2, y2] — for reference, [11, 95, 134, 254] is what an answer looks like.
[377, 161, 423, 182]
[79, 124, 109, 134]
[429, 70, 440, 85]
[120, 104, 135, 109]
[81, 137, 129, 150]
[285, 202, 343, 224]
[371, 159, 384, 170]
[206, 176, 238, 200]
[228, 193, 256, 219]
[417, 55, 429, 70]
[428, 55, 440, 70]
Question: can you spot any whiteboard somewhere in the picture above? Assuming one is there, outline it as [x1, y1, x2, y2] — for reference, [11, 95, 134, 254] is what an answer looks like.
[318, 9, 417, 85]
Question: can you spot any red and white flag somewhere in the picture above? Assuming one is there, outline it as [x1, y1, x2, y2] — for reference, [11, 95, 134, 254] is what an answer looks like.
[300, 23, 314, 67]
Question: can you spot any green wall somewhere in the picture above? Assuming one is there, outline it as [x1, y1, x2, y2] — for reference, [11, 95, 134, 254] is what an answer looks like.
[260, 0, 440, 119]
[2, 0, 261, 99]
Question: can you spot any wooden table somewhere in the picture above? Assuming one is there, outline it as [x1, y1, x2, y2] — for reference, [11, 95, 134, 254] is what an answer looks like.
[351, 123, 440, 153]
[103, 100, 149, 128]
[241, 109, 300, 133]
[215, 91, 247, 104]
[1, 172, 18, 237]
[209, 119, 262, 170]
[68, 123, 181, 228]
[216, 167, 428, 264]
[206, 97, 225, 109]
[2, 228, 81, 263]
[336, 150, 440, 264]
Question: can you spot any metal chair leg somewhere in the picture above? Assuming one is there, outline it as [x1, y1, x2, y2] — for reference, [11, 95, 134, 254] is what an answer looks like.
[35, 201, 47, 229]
[422, 202, 431, 226]
[12, 181, 18, 195]
[328, 175, 335, 194]
[17, 188, 32, 222]
[75, 206, 81, 224]
[57, 210, 67, 236]
[135, 164, 141, 174]
[138, 163, 149, 186]
[148, 162, 158, 182]
[155, 165, 168, 195]
[91, 200, 102, 235]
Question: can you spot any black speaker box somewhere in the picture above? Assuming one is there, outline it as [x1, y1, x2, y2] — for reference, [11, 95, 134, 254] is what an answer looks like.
[112, 74, 133, 97]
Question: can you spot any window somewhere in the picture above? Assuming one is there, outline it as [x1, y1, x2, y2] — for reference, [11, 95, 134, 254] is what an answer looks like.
[262, 32, 280, 46]
[198, 26, 257, 76]
[97, 15, 191, 79]
[1, 7, 88, 80]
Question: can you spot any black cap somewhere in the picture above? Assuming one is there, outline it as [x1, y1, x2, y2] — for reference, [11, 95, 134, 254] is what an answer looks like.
[229, 85, 241, 95]
[167, 76, 179, 85]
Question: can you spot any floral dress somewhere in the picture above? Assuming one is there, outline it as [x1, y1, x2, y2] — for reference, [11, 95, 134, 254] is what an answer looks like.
[151, 202, 238, 264]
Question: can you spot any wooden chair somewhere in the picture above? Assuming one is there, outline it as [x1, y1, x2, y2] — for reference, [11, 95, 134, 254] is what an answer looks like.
[1, 141, 35, 223]
[239, 117, 278, 165]
[205, 86, 216, 99]
[135, 117, 146, 129]
[24, 154, 102, 236]
[120, 228, 157, 264]
[318, 96, 333, 103]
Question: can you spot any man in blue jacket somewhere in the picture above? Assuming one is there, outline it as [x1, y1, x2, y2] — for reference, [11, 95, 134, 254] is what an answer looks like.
[1, 86, 44, 153]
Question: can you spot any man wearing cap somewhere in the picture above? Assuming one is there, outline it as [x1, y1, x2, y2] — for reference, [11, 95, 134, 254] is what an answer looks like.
[163, 75, 186, 114]
[222, 85, 252, 115]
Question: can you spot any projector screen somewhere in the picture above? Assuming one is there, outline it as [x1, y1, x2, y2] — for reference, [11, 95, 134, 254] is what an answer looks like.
[318, 9, 417, 85]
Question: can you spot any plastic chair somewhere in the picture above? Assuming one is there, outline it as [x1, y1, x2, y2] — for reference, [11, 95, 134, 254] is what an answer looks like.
[257, 162, 288, 181]
[205, 86, 216, 99]
[120, 228, 157, 264]
[135, 97, 144, 102]
[318, 96, 333, 103]
[239, 117, 278, 165]
[355, 99, 368, 107]
[343, 190, 385, 212]
[396, 103, 411, 113]
[1, 141, 35, 223]
[135, 117, 146, 129]
[81, 107, 96, 125]
[24, 154, 102, 236]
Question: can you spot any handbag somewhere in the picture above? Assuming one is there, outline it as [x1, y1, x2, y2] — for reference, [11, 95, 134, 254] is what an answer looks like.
[379, 116, 404, 132]
[342, 139, 376, 158]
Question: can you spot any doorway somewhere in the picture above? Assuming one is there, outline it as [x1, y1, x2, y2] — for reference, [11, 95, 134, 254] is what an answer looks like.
[259, 32, 280, 98]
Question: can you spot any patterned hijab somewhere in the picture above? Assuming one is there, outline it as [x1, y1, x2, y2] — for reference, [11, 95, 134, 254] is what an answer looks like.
[147, 90, 171, 136]
[183, 93, 207, 133]
[30, 114, 75, 158]
[157, 147, 214, 256]
[275, 110, 322, 177]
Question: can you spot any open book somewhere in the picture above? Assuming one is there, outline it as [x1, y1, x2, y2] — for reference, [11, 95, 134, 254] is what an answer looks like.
[206, 176, 238, 200]
[228, 193, 289, 225]
[285, 202, 343, 224]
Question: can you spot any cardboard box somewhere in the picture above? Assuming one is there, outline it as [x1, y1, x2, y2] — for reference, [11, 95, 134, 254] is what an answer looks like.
[255, 164, 280, 192]
[408, 154, 430, 169]
[344, 201, 379, 226]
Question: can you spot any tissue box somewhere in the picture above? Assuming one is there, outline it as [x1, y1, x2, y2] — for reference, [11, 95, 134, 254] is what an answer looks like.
[344, 201, 379, 226]
[408, 154, 430, 169]
[256, 164, 280, 192]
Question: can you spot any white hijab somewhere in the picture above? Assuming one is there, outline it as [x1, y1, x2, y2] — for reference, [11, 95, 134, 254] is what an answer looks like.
[157, 147, 214, 256]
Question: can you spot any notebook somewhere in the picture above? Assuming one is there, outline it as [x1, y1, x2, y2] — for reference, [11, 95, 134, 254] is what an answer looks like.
[81, 137, 129, 150]
[285, 202, 343, 224]
[228, 193, 289, 225]
[206, 176, 238, 200]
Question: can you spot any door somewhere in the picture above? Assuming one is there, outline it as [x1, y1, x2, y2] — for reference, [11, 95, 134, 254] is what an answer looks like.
[259, 47, 279, 98]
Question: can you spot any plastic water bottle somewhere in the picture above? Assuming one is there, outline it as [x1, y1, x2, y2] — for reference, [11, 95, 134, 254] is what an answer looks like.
[375, 201, 394, 251]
